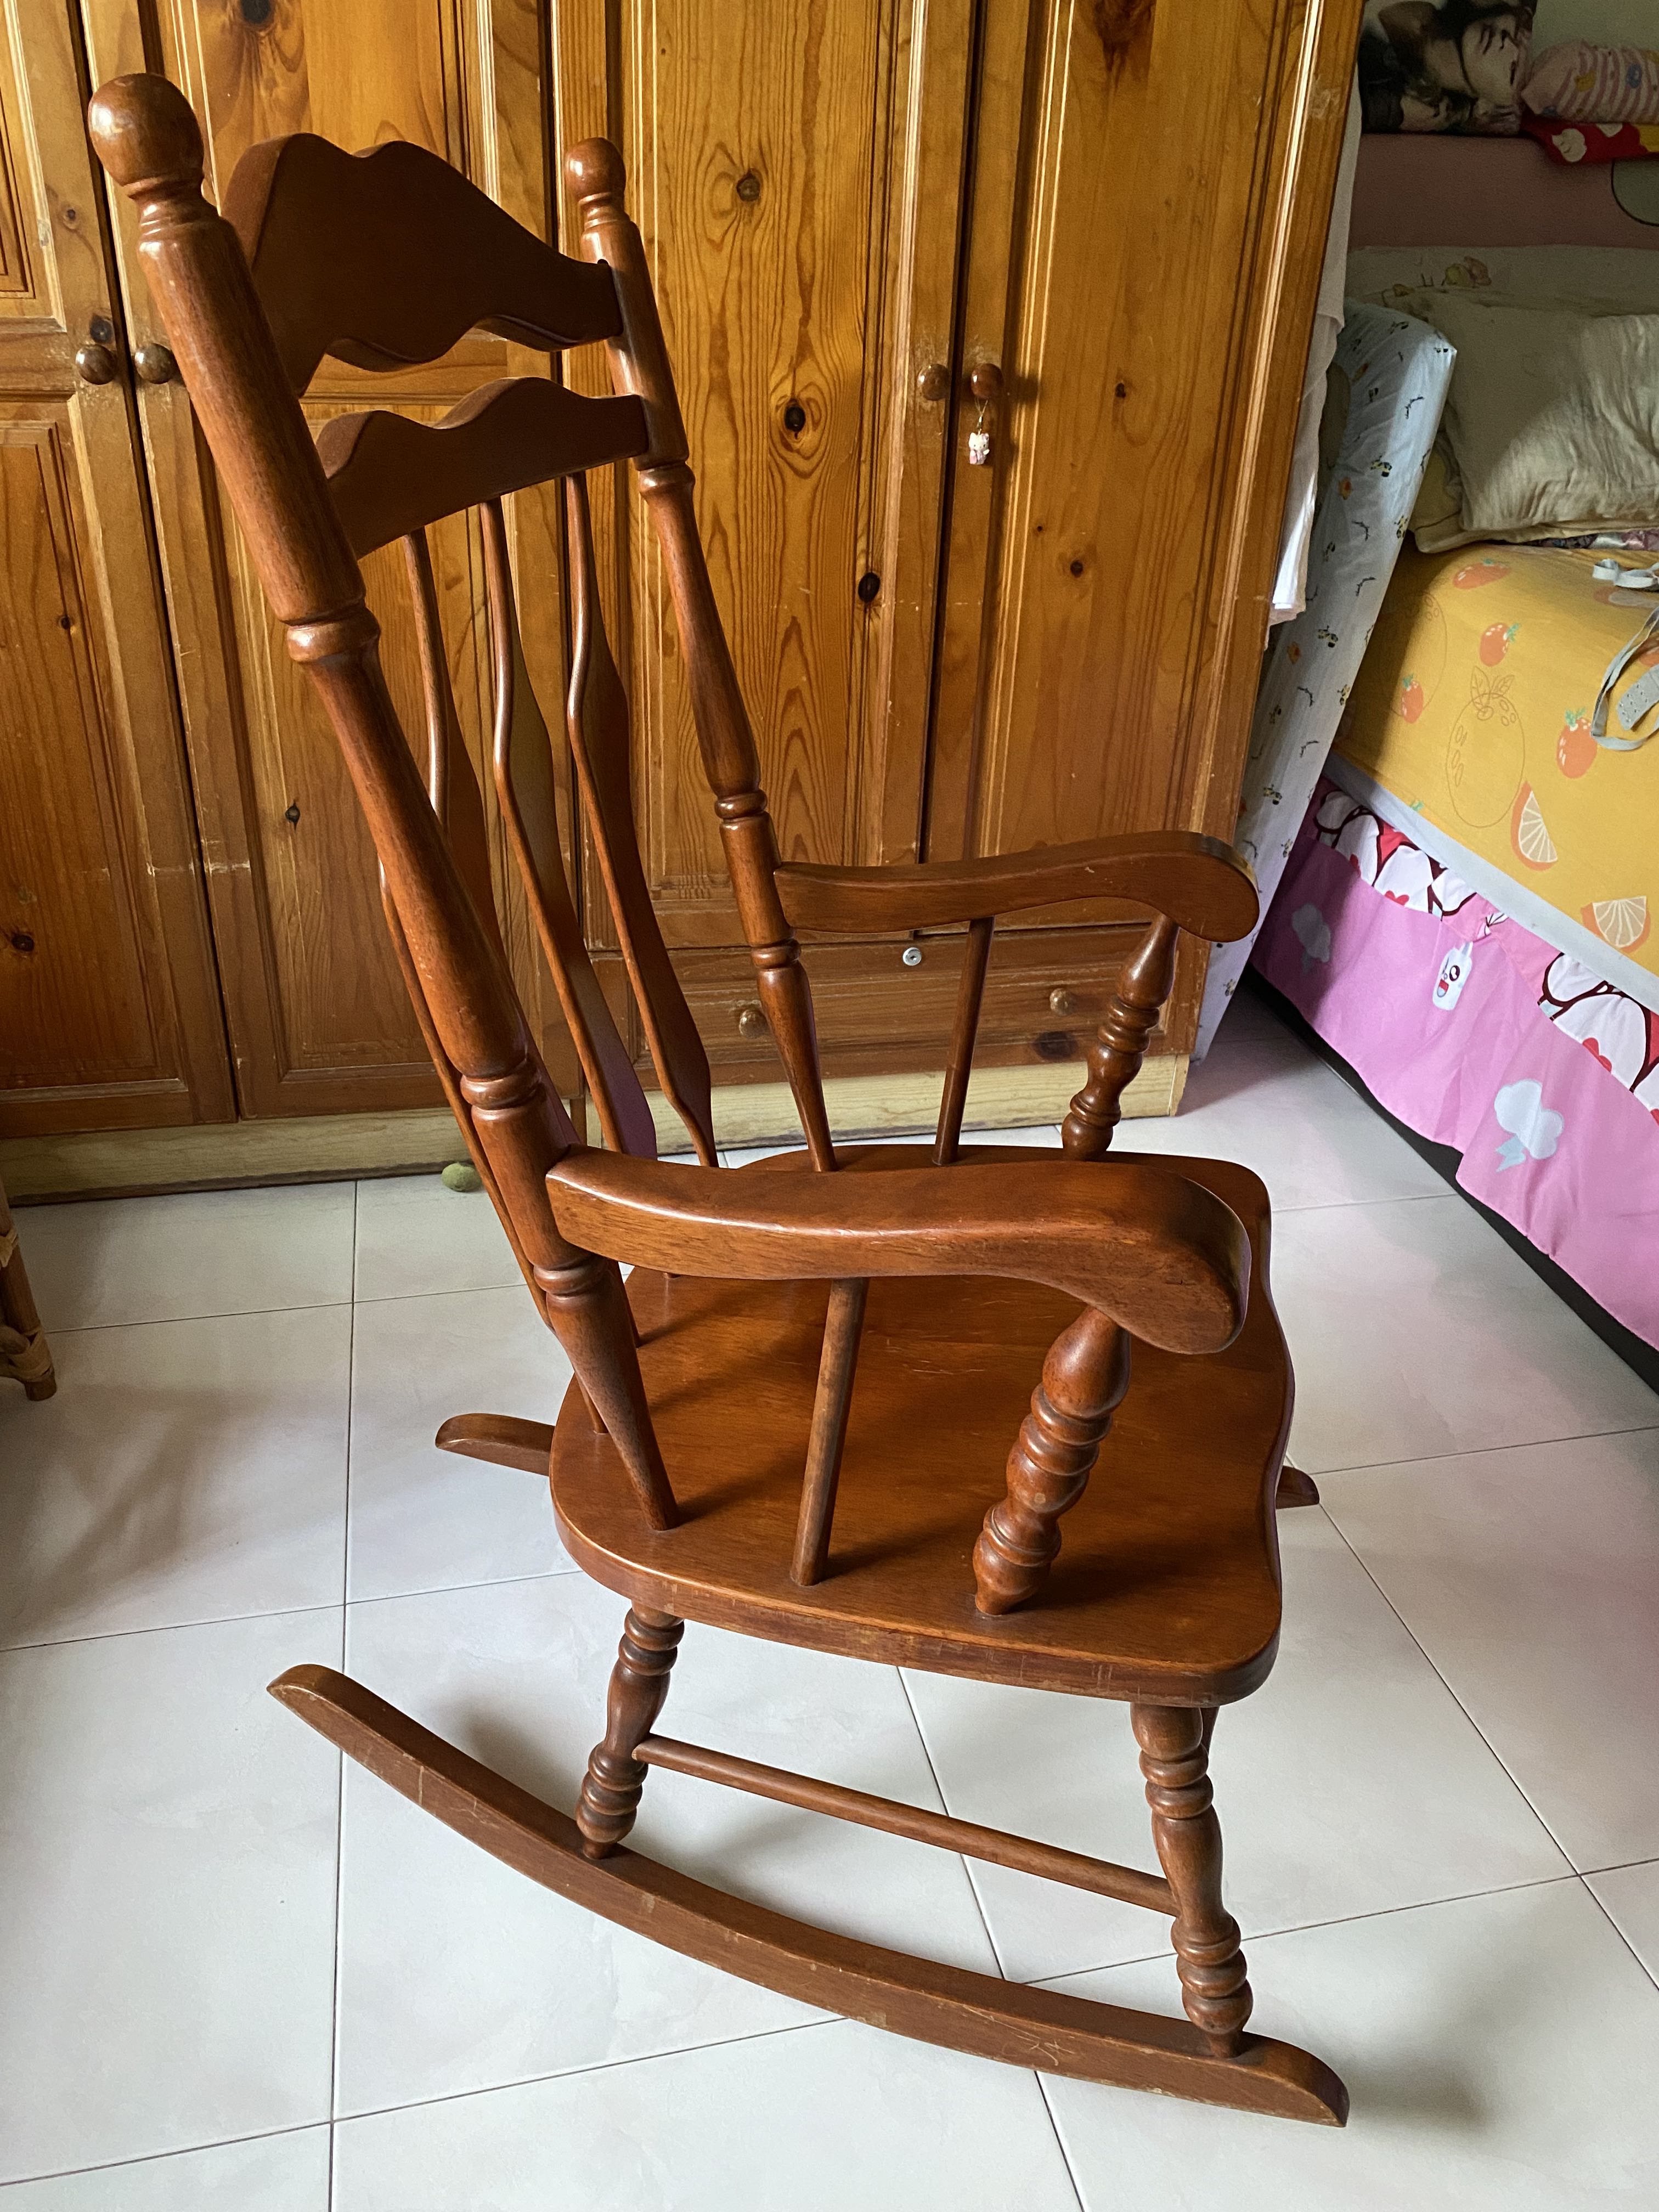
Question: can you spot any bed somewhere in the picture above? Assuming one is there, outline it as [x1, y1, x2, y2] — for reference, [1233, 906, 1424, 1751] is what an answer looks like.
[1244, 127, 1659, 1357]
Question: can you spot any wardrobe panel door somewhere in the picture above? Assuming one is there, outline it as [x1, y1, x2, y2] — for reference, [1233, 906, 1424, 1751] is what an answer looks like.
[86, 0, 582, 1116]
[0, 0, 230, 1137]
[928, 0, 1360, 1047]
[552, 0, 973, 960]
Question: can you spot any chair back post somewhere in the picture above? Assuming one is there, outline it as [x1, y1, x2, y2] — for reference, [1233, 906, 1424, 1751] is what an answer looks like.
[89, 75, 675, 1527]
[565, 138, 837, 1172]
[1061, 916, 1181, 1159]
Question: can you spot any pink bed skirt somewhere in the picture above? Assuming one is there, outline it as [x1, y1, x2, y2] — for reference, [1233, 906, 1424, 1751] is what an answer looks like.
[1253, 781, 1659, 1351]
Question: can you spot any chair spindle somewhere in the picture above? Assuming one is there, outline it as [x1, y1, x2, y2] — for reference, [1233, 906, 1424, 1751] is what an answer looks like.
[933, 916, 994, 1166]
[790, 1277, 870, 1585]
[973, 1308, 1132, 1613]
[567, 138, 837, 1175]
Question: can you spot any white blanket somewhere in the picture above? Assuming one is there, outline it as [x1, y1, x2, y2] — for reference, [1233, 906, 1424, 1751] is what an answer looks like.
[1197, 302, 1455, 1057]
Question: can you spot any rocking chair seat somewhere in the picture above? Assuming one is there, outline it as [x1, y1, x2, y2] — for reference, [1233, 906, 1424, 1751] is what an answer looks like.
[551, 1143, 1290, 1707]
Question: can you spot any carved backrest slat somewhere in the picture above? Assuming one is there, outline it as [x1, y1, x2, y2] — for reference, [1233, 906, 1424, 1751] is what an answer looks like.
[318, 381, 648, 558]
[222, 133, 624, 394]
[565, 478, 716, 1166]
[479, 498, 658, 1160]
[401, 526, 510, 974]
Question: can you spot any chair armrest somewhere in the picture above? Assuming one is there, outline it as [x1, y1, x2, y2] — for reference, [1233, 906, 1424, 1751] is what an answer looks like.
[773, 831, 1257, 941]
[547, 1153, 1249, 1357]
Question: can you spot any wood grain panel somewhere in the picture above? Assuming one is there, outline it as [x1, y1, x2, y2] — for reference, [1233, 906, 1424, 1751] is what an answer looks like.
[931, 0, 1359, 1053]
[0, 12, 31, 302]
[599, 924, 1156, 1087]
[582, 0, 893, 937]
[0, 0, 230, 1136]
[88, 0, 583, 1114]
[0, 420, 154, 1084]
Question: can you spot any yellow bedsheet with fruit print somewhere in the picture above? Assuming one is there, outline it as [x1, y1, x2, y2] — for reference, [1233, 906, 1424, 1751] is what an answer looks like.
[1336, 544, 1656, 987]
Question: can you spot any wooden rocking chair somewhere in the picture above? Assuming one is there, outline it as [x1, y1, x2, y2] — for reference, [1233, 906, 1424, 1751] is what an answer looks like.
[90, 75, 1344, 2126]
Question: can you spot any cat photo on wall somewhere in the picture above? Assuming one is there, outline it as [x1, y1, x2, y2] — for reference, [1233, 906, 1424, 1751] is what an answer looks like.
[1359, 2, 1535, 134]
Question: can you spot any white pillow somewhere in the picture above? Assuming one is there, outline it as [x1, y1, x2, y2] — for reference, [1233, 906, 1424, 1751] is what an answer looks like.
[1402, 288, 1659, 538]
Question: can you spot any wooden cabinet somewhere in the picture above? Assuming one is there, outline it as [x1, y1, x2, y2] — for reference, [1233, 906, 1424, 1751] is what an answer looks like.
[0, 0, 229, 1136]
[2, 0, 1358, 1155]
[79, 0, 580, 1121]
[553, 0, 1359, 1084]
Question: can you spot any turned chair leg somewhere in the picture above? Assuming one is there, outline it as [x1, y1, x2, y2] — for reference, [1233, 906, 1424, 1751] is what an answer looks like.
[1131, 1704, 1251, 2057]
[577, 1605, 684, 1859]
[973, 1310, 1131, 1614]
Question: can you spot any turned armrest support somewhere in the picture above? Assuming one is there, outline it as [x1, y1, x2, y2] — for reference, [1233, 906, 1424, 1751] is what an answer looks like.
[547, 1153, 1249, 1356]
[774, 832, 1257, 941]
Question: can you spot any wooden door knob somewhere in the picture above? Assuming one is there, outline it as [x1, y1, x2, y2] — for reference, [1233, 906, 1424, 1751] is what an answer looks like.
[133, 341, 179, 384]
[967, 361, 1005, 407]
[74, 341, 118, 386]
[916, 363, 950, 403]
[736, 1004, 768, 1040]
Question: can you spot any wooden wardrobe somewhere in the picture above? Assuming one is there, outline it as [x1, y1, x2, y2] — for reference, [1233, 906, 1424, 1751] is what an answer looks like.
[0, 0, 1359, 1180]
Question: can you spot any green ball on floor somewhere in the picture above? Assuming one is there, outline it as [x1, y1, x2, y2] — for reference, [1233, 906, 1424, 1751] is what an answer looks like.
[441, 1161, 482, 1193]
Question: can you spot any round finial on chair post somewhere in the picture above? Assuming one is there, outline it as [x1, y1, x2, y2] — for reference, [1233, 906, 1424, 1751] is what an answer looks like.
[565, 137, 627, 213]
[87, 73, 205, 199]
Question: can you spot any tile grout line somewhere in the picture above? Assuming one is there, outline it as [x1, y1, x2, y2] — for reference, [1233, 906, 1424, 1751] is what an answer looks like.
[895, 1662, 1086, 2207]
[1580, 1878, 1659, 1998]
[1032, 2074, 1090, 2212]
[0, 1596, 352, 1659]
[330, 2015, 842, 2135]
[894, 1667, 1014, 1982]
[41, 1295, 356, 1339]
[0, 1568, 592, 1662]
[1301, 1416, 1659, 1483]
[0, 2121, 331, 2196]
[1312, 1500, 1588, 1874]
[1025, 1865, 1588, 1993]
[328, 1182, 360, 2207]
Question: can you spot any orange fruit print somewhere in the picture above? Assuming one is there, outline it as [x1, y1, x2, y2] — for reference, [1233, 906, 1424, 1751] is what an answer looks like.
[1399, 675, 1426, 722]
[1557, 710, 1595, 778]
[1510, 785, 1556, 870]
[1480, 621, 1517, 665]
[1583, 897, 1650, 952]
[1454, 559, 1511, 590]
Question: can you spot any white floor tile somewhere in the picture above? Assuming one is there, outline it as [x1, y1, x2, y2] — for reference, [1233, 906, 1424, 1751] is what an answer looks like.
[347, 1287, 572, 1602]
[1124, 998, 1443, 1211]
[903, 1509, 1566, 1985]
[0, 1307, 349, 1647]
[1322, 1431, 1659, 1873]
[1269, 1194, 1659, 1475]
[12, 1186, 354, 1331]
[1042, 1880, 1659, 2209]
[335, 1574, 997, 2114]
[1588, 1860, 1659, 1987]
[0, 1611, 341, 2182]
[352, 1173, 520, 1302]
[0, 2129, 331, 2209]
[331, 2020, 1080, 2212]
